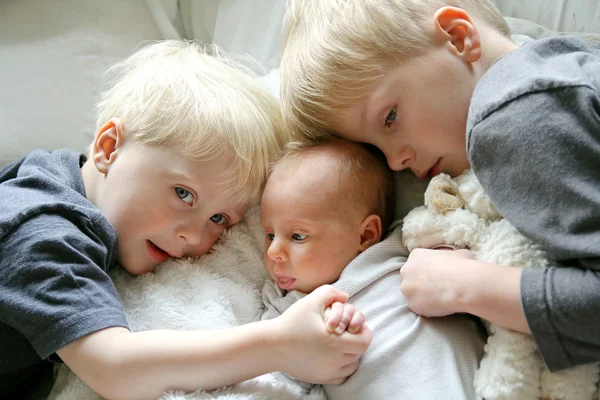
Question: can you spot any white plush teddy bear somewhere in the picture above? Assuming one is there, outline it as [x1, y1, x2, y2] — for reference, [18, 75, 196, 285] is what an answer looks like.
[401, 169, 599, 400]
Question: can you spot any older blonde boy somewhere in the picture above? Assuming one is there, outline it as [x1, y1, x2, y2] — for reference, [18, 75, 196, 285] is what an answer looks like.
[0, 40, 371, 399]
[280, 0, 600, 378]
[261, 138, 485, 399]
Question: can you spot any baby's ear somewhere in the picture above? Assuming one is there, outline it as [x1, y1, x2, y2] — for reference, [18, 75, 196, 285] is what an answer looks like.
[91, 117, 125, 174]
[359, 215, 382, 251]
[432, 6, 481, 63]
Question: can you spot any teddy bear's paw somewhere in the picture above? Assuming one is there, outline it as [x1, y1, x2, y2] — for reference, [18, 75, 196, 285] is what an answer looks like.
[424, 173, 464, 214]
[474, 326, 542, 400]
[454, 169, 503, 221]
[401, 206, 484, 251]
[540, 363, 599, 400]
[401, 206, 446, 251]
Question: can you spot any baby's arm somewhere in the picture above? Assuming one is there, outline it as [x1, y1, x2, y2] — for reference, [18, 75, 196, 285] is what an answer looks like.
[324, 301, 366, 335]
[57, 285, 371, 400]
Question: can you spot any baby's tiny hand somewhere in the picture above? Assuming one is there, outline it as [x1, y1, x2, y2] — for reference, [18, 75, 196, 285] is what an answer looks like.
[324, 301, 366, 335]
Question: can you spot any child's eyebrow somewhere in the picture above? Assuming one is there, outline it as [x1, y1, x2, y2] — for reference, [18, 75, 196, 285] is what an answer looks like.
[228, 209, 245, 223]
[163, 168, 194, 183]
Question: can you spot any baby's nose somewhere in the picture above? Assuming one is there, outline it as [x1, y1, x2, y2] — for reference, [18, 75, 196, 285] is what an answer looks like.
[267, 238, 286, 261]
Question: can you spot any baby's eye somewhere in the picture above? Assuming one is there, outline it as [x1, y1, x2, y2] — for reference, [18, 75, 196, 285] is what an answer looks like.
[266, 233, 275, 241]
[175, 187, 194, 204]
[385, 107, 397, 128]
[210, 214, 227, 225]
[292, 233, 307, 241]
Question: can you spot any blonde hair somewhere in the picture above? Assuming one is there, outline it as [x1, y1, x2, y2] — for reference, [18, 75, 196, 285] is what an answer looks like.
[272, 138, 396, 235]
[96, 40, 291, 206]
[281, 0, 510, 140]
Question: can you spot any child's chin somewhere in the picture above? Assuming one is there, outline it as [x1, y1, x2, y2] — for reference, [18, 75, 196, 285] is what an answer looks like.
[119, 257, 155, 276]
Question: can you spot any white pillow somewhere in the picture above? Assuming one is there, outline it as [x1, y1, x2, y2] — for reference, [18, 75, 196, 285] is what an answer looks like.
[0, 0, 163, 166]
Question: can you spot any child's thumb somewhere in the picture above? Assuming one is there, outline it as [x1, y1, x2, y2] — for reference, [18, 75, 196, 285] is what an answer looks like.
[311, 285, 349, 309]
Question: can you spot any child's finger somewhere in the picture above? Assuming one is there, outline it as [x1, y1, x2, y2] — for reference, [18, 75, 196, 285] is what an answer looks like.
[324, 306, 331, 322]
[324, 301, 344, 333]
[347, 309, 366, 334]
[335, 303, 356, 335]
[311, 284, 349, 309]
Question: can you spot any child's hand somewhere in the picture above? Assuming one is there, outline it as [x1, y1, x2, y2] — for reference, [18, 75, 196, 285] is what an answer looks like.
[400, 248, 476, 317]
[275, 285, 372, 384]
[324, 301, 366, 335]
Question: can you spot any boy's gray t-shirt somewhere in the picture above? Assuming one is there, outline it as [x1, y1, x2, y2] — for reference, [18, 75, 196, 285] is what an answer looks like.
[467, 36, 600, 371]
[0, 149, 129, 394]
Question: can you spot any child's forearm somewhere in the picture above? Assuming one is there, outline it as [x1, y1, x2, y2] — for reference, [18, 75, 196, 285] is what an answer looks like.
[58, 285, 368, 399]
[58, 320, 284, 400]
[455, 259, 531, 333]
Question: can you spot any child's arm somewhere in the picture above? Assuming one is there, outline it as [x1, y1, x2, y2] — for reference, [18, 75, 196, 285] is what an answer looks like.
[466, 82, 600, 371]
[324, 301, 366, 335]
[57, 285, 372, 400]
[399, 249, 529, 332]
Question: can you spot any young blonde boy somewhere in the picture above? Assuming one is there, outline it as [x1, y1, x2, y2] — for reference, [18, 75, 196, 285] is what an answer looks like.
[261, 138, 485, 399]
[0, 40, 371, 399]
[280, 0, 600, 378]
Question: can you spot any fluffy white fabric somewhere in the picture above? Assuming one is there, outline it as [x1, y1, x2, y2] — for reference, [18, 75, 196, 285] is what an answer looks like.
[401, 169, 599, 400]
[49, 206, 326, 400]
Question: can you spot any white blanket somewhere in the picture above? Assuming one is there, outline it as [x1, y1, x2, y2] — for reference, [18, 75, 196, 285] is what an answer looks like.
[49, 206, 325, 400]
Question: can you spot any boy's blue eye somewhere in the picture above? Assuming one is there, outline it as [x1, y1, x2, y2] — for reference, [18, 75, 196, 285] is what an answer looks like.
[292, 233, 307, 241]
[385, 108, 397, 128]
[267, 233, 275, 241]
[210, 214, 227, 225]
[175, 187, 193, 204]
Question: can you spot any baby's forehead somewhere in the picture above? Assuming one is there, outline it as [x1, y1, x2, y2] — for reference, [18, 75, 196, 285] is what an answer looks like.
[268, 168, 368, 213]
[270, 154, 338, 186]
[274, 145, 346, 172]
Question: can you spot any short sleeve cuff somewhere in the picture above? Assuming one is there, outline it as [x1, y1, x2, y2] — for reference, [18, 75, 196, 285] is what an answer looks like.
[32, 307, 129, 360]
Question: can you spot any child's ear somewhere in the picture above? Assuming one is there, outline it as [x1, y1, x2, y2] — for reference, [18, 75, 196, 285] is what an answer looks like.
[91, 117, 125, 175]
[433, 6, 481, 63]
[359, 214, 383, 252]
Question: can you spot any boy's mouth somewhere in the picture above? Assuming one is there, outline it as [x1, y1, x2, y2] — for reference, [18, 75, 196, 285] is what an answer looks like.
[147, 240, 170, 263]
[427, 159, 442, 178]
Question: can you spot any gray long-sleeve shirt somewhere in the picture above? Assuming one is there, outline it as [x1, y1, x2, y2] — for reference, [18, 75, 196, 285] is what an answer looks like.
[467, 36, 600, 371]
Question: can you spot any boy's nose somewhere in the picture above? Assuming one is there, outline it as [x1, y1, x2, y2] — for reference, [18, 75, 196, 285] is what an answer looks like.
[179, 225, 204, 247]
[388, 146, 415, 171]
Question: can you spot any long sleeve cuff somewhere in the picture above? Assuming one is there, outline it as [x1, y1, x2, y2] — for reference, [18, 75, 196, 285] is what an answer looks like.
[521, 267, 571, 371]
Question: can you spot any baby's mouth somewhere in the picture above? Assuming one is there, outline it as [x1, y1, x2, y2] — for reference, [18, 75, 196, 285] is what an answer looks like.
[276, 276, 296, 290]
